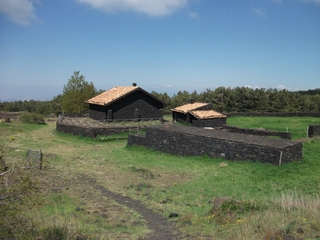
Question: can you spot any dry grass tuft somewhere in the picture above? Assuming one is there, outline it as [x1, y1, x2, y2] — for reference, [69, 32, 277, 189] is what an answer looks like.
[219, 162, 228, 168]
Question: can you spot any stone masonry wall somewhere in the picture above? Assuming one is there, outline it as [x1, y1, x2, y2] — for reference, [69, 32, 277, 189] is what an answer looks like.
[56, 122, 130, 138]
[128, 125, 302, 165]
[223, 125, 291, 139]
[226, 112, 320, 117]
[89, 104, 106, 120]
[308, 124, 320, 138]
[192, 118, 227, 128]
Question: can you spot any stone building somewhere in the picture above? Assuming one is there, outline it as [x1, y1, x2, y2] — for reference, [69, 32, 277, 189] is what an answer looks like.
[86, 83, 165, 121]
[171, 102, 227, 127]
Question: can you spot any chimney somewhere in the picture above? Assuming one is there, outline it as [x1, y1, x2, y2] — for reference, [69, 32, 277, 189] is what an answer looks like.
[132, 83, 137, 87]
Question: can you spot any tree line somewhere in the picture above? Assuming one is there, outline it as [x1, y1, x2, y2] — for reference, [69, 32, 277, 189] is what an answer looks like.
[152, 87, 320, 113]
[0, 71, 100, 115]
[0, 71, 319, 114]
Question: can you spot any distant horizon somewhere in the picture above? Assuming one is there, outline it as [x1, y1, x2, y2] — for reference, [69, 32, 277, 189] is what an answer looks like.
[0, 83, 318, 102]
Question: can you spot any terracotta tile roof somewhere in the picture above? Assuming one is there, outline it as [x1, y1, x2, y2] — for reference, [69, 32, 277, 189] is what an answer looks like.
[189, 110, 227, 119]
[171, 102, 210, 114]
[86, 86, 138, 106]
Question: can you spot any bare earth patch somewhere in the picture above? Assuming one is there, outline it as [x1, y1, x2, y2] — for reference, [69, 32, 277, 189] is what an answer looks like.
[78, 174, 181, 240]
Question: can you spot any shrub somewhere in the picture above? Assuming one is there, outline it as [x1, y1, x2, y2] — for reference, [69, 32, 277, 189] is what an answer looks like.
[41, 226, 68, 240]
[0, 169, 42, 238]
[218, 199, 261, 213]
[19, 112, 45, 124]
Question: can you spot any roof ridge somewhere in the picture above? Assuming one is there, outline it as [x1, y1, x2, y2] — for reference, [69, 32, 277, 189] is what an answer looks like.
[171, 102, 211, 114]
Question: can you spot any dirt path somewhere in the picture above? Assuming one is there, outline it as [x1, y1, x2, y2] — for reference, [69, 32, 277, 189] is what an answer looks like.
[79, 174, 181, 240]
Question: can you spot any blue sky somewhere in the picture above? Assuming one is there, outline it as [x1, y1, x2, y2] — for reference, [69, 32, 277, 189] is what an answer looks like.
[0, 0, 319, 101]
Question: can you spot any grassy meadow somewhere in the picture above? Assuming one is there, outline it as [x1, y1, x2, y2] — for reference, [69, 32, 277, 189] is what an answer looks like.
[0, 116, 320, 239]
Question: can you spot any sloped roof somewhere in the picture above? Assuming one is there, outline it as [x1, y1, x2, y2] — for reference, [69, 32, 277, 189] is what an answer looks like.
[171, 102, 210, 114]
[189, 110, 227, 119]
[86, 86, 138, 106]
[86, 86, 165, 106]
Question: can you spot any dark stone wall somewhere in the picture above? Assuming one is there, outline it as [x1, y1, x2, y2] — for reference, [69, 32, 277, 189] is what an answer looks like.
[128, 134, 148, 146]
[308, 124, 320, 137]
[56, 122, 130, 138]
[223, 125, 291, 139]
[280, 143, 303, 165]
[89, 104, 107, 120]
[192, 118, 227, 128]
[89, 90, 164, 121]
[56, 122, 95, 137]
[111, 91, 164, 120]
[226, 112, 320, 117]
[128, 125, 302, 165]
[172, 112, 188, 123]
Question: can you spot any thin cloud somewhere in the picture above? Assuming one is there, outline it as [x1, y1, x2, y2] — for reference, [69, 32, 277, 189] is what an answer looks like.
[276, 85, 292, 90]
[0, 0, 38, 26]
[188, 11, 199, 19]
[154, 84, 173, 89]
[77, 0, 188, 17]
[245, 85, 265, 90]
[252, 8, 265, 17]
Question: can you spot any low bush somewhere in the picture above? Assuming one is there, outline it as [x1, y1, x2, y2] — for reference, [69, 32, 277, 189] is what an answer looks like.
[0, 169, 42, 238]
[19, 112, 45, 124]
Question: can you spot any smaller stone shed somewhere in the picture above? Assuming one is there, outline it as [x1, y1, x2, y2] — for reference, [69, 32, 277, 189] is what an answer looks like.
[172, 102, 211, 123]
[86, 83, 165, 121]
[128, 124, 302, 165]
[171, 102, 226, 127]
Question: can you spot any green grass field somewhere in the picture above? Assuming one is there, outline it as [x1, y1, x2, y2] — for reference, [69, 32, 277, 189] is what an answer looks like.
[1, 116, 319, 239]
[226, 116, 320, 139]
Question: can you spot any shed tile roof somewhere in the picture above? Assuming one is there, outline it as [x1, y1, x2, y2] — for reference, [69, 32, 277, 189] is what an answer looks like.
[171, 102, 210, 114]
[189, 110, 227, 119]
[86, 86, 138, 106]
